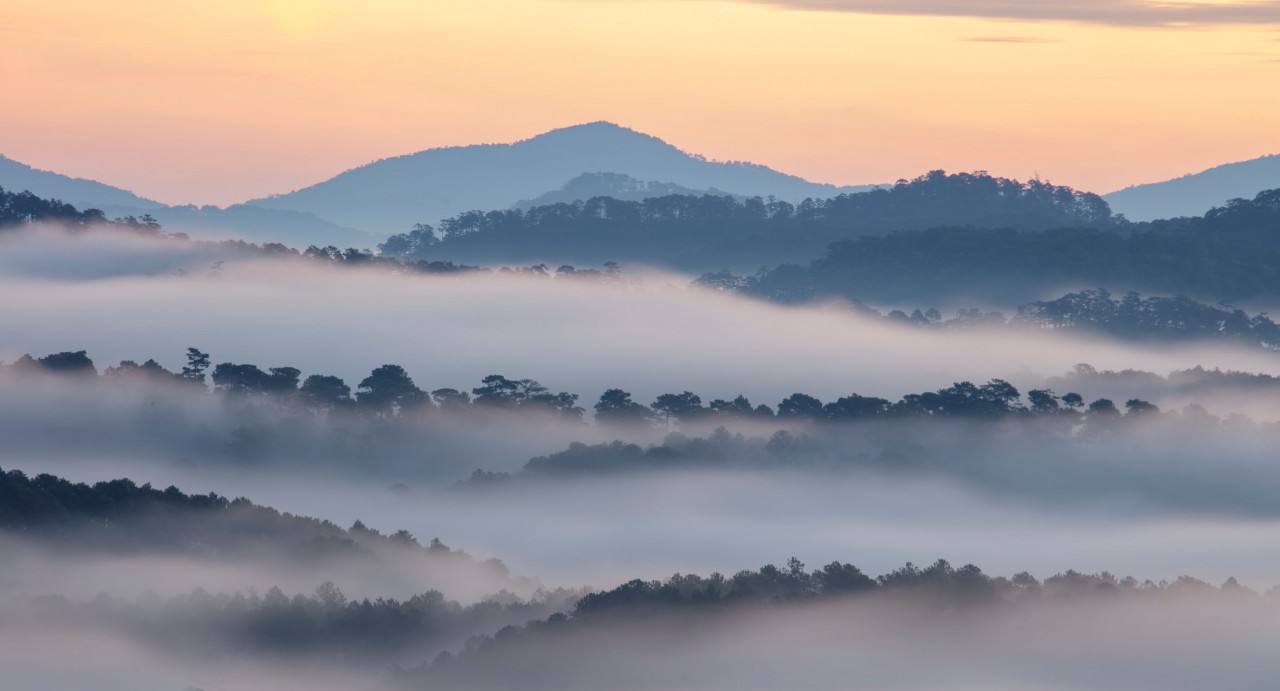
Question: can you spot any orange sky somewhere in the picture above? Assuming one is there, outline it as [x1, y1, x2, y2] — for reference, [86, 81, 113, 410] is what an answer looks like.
[2, 0, 1278, 206]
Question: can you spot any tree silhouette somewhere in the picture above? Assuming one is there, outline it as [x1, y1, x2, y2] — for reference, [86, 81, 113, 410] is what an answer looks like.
[357, 365, 426, 415]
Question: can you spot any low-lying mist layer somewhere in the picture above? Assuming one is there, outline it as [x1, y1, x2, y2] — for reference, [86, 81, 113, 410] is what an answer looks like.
[400, 579, 1280, 691]
[7, 218, 1280, 690]
[4, 473, 1277, 691]
[4, 244, 1280, 407]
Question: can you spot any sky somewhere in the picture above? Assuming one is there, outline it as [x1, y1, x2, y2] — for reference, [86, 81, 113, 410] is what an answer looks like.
[2, 0, 1278, 206]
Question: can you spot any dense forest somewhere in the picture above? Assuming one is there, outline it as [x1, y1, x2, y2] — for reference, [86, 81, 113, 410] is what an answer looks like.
[380, 171, 1116, 270]
[375, 176, 1280, 303]
[710, 189, 1280, 303]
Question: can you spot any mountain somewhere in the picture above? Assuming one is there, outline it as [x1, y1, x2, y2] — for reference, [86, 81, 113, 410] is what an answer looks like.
[245, 122, 875, 236]
[1104, 153, 1280, 221]
[0, 154, 372, 247]
[512, 172, 741, 210]
[0, 154, 163, 211]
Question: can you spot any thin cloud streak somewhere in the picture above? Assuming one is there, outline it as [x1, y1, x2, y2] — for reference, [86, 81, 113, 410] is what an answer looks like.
[740, 0, 1280, 27]
[963, 36, 1059, 43]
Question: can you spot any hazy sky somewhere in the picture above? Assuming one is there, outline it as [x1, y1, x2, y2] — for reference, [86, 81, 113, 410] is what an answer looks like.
[3, 0, 1278, 206]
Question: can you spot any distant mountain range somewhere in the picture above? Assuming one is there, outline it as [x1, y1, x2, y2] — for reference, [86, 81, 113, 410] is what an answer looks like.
[0, 154, 162, 211]
[0, 154, 373, 247]
[6, 126, 1279, 248]
[245, 122, 876, 236]
[1104, 153, 1280, 221]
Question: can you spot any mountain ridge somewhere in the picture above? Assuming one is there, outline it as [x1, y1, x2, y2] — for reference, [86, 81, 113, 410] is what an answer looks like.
[1104, 153, 1280, 221]
[0, 154, 163, 211]
[244, 121, 877, 236]
[0, 154, 372, 247]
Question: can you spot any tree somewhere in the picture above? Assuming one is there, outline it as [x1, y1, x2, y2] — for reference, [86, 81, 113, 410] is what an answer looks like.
[472, 375, 583, 421]
[1087, 398, 1119, 416]
[1124, 398, 1159, 416]
[431, 388, 471, 411]
[357, 365, 426, 414]
[300, 375, 352, 411]
[472, 375, 543, 408]
[708, 395, 755, 418]
[594, 389, 654, 426]
[815, 562, 875, 593]
[822, 393, 891, 420]
[181, 348, 211, 385]
[103, 359, 174, 381]
[211, 363, 269, 394]
[262, 367, 301, 394]
[777, 393, 824, 419]
[1027, 389, 1060, 413]
[36, 350, 96, 376]
[651, 392, 703, 426]
[978, 379, 1022, 412]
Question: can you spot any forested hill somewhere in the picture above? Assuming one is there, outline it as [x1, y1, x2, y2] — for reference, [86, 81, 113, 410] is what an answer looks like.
[0, 185, 124, 228]
[708, 188, 1280, 304]
[380, 171, 1116, 271]
[0, 466, 484, 568]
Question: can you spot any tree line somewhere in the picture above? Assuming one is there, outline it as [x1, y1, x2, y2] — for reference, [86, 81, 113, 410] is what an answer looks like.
[6, 348, 1164, 427]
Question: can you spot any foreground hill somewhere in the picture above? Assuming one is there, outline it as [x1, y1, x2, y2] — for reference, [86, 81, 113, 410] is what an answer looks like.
[1105, 153, 1280, 221]
[246, 122, 874, 236]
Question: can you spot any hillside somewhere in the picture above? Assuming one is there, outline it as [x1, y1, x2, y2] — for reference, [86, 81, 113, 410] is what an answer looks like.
[0, 154, 162, 211]
[1105, 153, 1280, 221]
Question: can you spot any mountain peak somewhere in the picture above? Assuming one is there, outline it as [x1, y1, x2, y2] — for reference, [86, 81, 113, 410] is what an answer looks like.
[246, 122, 870, 234]
[520, 121, 671, 149]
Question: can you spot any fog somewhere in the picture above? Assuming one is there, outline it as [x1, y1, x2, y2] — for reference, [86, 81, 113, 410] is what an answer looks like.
[0, 627, 373, 691]
[0, 225, 260, 280]
[7, 566, 1278, 691]
[2, 245, 1279, 410]
[401, 593, 1280, 691]
[221, 469, 1280, 592]
[0, 533, 534, 604]
[7, 229, 1280, 690]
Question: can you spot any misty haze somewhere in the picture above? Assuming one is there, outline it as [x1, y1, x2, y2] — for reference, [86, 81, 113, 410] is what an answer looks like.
[4, 1, 1280, 688]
